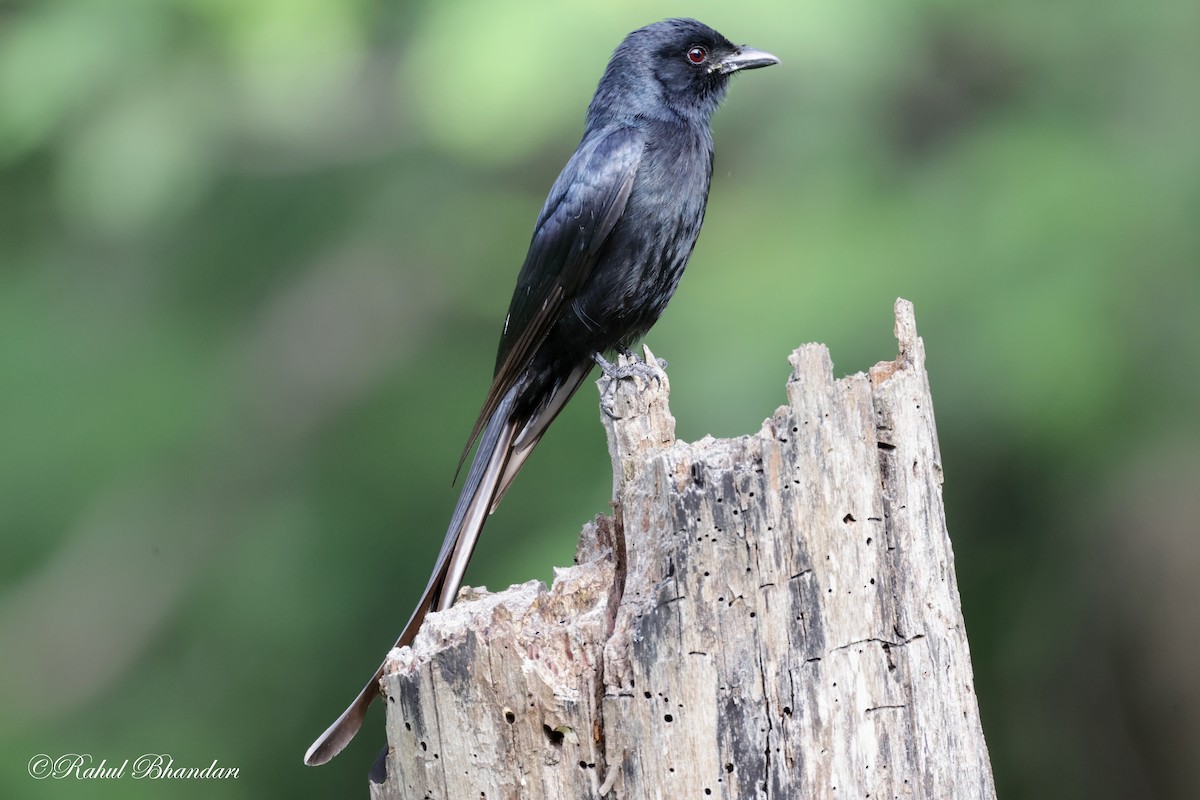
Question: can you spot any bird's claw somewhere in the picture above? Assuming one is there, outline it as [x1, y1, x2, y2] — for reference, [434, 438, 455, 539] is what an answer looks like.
[599, 392, 623, 419]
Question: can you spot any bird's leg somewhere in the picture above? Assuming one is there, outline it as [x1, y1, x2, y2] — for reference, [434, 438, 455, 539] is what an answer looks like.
[593, 347, 667, 381]
[593, 351, 622, 377]
[593, 351, 662, 397]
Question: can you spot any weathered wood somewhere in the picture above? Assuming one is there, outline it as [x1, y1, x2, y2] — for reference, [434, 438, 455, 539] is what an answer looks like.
[371, 299, 995, 799]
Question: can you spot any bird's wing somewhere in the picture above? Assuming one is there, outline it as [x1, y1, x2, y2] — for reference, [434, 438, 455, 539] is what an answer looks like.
[456, 126, 645, 475]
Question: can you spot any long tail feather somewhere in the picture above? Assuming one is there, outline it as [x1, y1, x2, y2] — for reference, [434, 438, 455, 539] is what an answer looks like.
[303, 390, 519, 766]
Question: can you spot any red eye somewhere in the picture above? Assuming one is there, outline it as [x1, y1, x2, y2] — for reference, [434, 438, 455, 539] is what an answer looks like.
[686, 46, 707, 64]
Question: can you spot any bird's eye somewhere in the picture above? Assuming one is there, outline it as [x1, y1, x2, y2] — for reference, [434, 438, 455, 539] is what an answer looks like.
[686, 46, 708, 65]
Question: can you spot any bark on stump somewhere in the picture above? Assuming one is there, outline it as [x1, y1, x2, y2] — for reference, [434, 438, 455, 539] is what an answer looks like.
[370, 299, 995, 799]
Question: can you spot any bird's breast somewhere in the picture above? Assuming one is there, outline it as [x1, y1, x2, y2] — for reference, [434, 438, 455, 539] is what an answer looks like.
[569, 124, 714, 348]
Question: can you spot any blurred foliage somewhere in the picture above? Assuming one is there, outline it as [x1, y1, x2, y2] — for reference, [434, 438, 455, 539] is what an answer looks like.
[1, 0, 1198, 798]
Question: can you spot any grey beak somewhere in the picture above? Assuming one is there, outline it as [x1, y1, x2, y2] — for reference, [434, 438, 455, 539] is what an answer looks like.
[715, 46, 780, 75]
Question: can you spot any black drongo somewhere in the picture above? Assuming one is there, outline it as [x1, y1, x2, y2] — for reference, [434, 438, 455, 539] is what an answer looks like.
[305, 17, 777, 767]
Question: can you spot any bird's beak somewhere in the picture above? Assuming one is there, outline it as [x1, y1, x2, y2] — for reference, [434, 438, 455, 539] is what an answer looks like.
[713, 46, 780, 75]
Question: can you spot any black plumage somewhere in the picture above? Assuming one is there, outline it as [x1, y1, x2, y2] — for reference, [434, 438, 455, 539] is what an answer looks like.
[305, 17, 776, 767]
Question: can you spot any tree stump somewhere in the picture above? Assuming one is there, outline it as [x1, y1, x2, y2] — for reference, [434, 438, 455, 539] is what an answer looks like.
[369, 299, 995, 799]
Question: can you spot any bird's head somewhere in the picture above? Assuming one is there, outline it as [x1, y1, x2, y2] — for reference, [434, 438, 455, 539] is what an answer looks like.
[588, 18, 778, 126]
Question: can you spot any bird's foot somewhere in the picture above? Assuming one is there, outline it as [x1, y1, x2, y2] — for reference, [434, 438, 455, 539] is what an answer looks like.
[595, 345, 668, 419]
[594, 346, 668, 381]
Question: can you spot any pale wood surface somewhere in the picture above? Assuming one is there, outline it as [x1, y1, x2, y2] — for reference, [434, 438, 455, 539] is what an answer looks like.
[371, 299, 995, 799]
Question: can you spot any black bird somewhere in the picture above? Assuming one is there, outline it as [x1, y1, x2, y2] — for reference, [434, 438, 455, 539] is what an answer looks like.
[305, 18, 777, 767]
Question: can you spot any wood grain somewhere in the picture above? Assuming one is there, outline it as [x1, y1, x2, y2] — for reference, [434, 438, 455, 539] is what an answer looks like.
[371, 299, 995, 799]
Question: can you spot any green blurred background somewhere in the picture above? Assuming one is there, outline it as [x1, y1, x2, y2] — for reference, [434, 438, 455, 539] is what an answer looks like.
[2, 0, 1198, 797]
